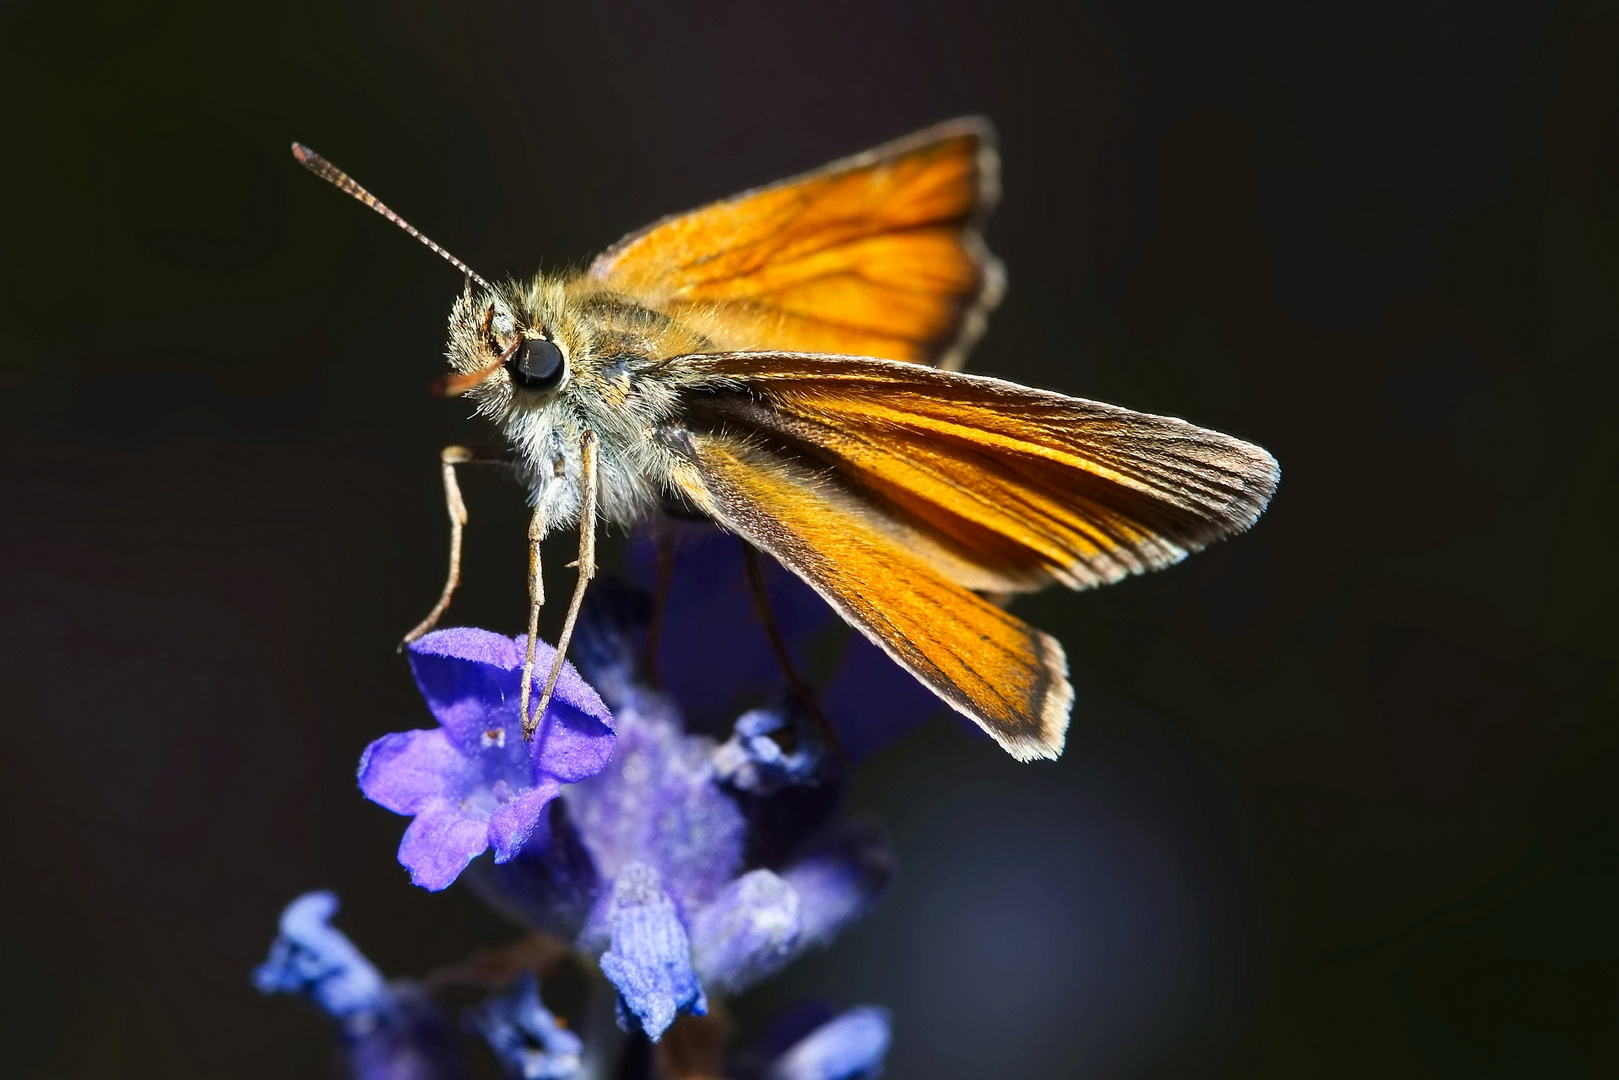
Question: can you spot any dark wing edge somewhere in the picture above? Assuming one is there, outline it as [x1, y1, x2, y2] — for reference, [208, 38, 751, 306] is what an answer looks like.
[682, 352, 1281, 595]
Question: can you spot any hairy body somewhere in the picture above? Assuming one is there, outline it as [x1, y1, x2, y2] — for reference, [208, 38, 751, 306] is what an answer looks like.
[450, 278, 718, 534]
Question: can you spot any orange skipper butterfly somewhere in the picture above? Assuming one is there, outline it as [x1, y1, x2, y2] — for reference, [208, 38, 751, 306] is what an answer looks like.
[293, 119, 1278, 761]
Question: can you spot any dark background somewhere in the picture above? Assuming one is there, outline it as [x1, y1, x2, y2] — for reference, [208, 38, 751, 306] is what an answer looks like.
[2, 0, 1614, 1076]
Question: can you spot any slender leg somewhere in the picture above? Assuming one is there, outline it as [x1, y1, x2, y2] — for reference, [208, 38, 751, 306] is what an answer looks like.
[517, 502, 548, 734]
[401, 445, 516, 647]
[401, 446, 475, 647]
[525, 431, 599, 739]
[739, 542, 845, 759]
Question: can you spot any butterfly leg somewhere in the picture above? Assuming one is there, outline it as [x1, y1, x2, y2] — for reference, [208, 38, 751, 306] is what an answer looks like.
[739, 542, 845, 760]
[516, 501, 548, 737]
[402, 445, 512, 647]
[523, 431, 599, 739]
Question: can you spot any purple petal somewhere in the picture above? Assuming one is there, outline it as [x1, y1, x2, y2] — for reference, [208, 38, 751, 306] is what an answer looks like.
[408, 629, 525, 744]
[565, 694, 745, 916]
[766, 1007, 892, 1080]
[465, 802, 599, 943]
[689, 869, 801, 995]
[597, 863, 706, 1042]
[407, 630, 612, 750]
[466, 972, 582, 1080]
[781, 817, 894, 949]
[487, 777, 563, 863]
[397, 809, 492, 891]
[252, 891, 389, 1020]
[523, 684, 615, 784]
[410, 626, 525, 669]
[357, 730, 465, 815]
[515, 635, 614, 731]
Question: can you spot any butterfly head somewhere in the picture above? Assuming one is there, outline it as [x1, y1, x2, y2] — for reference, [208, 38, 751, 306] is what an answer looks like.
[443, 277, 597, 413]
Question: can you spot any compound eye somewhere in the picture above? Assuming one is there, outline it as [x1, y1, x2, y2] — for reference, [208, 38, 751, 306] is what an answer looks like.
[507, 337, 566, 391]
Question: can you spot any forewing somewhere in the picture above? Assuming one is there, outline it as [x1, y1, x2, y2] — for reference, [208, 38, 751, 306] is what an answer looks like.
[664, 430, 1071, 762]
[588, 118, 1002, 370]
[680, 352, 1281, 596]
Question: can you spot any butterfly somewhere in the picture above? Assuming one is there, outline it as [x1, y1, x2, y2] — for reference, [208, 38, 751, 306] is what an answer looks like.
[292, 118, 1278, 762]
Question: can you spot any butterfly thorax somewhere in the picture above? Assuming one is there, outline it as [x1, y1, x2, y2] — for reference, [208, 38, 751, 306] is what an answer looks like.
[445, 273, 739, 535]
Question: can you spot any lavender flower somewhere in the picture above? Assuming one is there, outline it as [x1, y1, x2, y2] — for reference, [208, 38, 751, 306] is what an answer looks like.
[732, 1003, 893, 1080]
[253, 891, 468, 1080]
[464, 588, 896, 1043]
[566, 684, 749, 933]
[766, 1007, 892, 1080]
[358, 629, 616, 891]
[713, 700, 826, 796]
[253, 891, 388, 1020]
[777, 817, 894, 951]
[258, 543, 914, 1071]
[597, 863, 709, 1038]
[464, 972, 582, 1080]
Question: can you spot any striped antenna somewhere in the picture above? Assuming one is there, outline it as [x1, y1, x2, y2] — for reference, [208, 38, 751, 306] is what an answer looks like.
[292, 143, 492, 291]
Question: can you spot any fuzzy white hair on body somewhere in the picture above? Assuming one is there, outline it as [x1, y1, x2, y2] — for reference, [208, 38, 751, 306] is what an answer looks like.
[448, 274, 734, 539]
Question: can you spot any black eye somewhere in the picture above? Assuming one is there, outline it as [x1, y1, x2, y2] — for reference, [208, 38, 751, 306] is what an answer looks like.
[507, 337, 566, 391]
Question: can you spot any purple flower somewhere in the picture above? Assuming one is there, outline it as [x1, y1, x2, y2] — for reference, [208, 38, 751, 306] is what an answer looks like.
[688, 869, 801, 995]
[733, 1003, 893, 1080]
[597, 863, 709, 1040]
[256, 576, 909, 1074]
[253, 891, 469, 1080]
[358, 629, 616, 891]
[465, 972, 582, 1080]
[561, 681, 890, 1014]
[778, 816, 894, 950]
[767, 1007, 892, 1080]
[253, 891, 388, 1019]
[683, 817, 894, 997]
[562, 682, 743, 1041]
[713, 700, 827, 796]
[465, 596, 895, 1043]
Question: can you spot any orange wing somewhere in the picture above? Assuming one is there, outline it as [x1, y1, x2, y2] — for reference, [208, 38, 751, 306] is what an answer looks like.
[658, 352, 1279, 759]
[665, 428, 1072, 762]
[677, 352, 1281, 598]
[588, 118, 1002, 370]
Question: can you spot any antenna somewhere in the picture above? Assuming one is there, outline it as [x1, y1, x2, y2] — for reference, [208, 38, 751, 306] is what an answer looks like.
[291, 143, 492, 292]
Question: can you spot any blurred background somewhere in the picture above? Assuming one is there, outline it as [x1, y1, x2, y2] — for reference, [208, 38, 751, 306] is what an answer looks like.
[2, 0, 1614, 1076]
